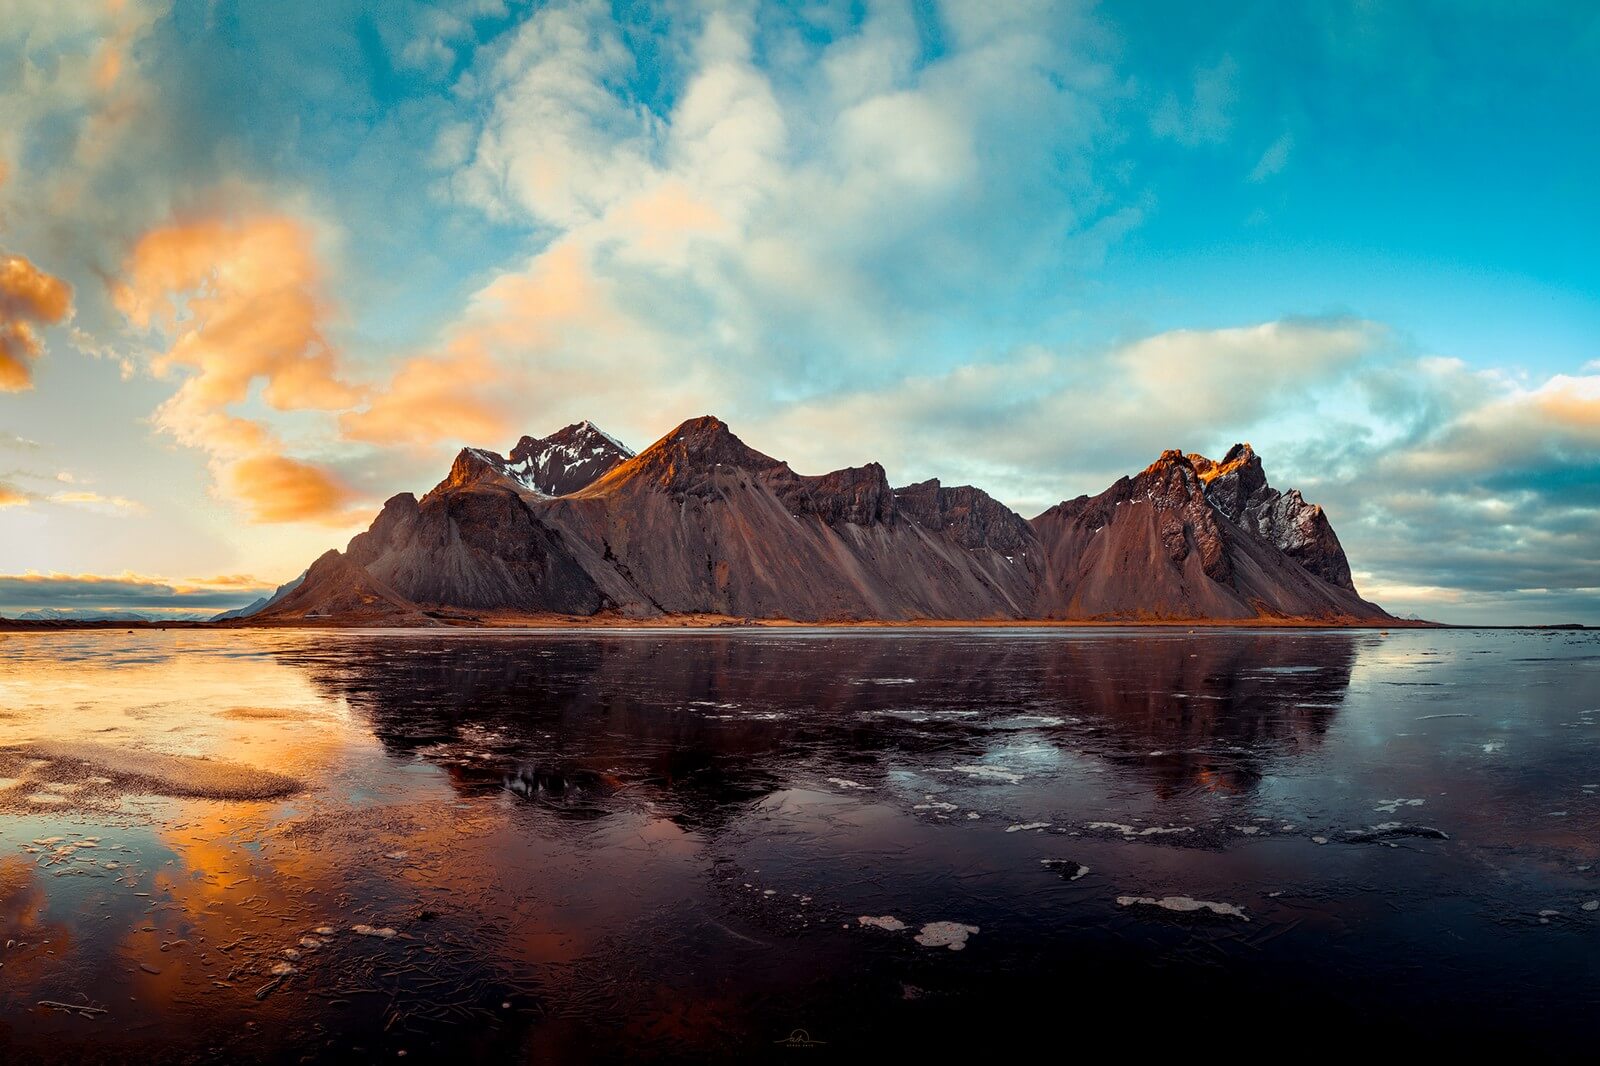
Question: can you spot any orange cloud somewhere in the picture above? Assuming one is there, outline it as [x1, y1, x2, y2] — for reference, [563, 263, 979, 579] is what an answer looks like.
[46, 490, 144, 513]
[116, 214, 362, 523]
[342, 241, 610, 446]
[0, 483, 30, 508]
[609, 182, 727, 260]
[116, 216, 357, 416]
[213, 453, 357, 525]
[338, 347, 514, 447]
[0, 253, 74, 391]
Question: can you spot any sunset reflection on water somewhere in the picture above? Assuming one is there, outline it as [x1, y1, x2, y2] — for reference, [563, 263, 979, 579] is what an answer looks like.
[1, 627, 1597, 1060]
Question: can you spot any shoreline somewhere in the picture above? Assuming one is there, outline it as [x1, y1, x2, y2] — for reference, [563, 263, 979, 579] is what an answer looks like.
[5, 615, 1577, 633]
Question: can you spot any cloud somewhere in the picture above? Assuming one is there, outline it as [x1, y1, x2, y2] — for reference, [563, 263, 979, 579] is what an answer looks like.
[1248, 132, 1294, 182]
[212, 453, 355, 525]
[1151, 55, 1238, 147]
[0, 479, 145, 513]
[339, 0, 1133, 457]
[0, 252, 74, 390]
[44, 489, 145, 514]
[114, 213, 363, 523]
[0, 570, 274, 614]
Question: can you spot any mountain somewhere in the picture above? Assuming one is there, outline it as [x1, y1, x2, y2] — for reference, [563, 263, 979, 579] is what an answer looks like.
[253, 416, 1390, 625]
[15, 608, 214, 622]
[1032, 450, 1378, 620]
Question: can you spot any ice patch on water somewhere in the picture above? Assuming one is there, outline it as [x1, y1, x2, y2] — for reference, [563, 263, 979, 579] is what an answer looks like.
[857, 915, 908, 932]
[827, 778, 871, 791]
[0, 740, 301, 801]
[1374, 798, 1424, 814]
[913, 798, 958, 812]
[1006, 822, 1051, 833]
[1344, 822, 1449, 843]
[951, 765, 1023, 784]
[1117, 895, 1249, 921]
[352, 924, 397, 938]
[914, 921, 978, 950]
[1084, 822, 1194, 838]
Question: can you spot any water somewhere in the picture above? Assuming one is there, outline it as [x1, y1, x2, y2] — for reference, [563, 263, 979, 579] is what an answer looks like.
[1, 627, 1597, 1060]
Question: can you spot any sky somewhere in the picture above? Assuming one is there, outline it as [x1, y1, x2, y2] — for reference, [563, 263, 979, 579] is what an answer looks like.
[0, 0, 1596, 623]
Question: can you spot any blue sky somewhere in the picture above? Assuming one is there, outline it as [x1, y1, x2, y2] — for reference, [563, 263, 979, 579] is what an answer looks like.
[0, 0, 1596, 622]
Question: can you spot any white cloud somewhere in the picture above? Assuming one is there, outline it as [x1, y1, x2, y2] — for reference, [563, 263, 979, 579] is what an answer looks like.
[372, 0, 1130, 449]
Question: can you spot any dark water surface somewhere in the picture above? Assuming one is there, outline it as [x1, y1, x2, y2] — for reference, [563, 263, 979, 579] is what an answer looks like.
[1, 627, 1597, 1061]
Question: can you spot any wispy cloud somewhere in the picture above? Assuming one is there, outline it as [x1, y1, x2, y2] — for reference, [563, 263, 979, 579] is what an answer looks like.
[0, 480, 145, 513]
[1248, 132, 1294, 182]
[1151, 55, 1238, 147]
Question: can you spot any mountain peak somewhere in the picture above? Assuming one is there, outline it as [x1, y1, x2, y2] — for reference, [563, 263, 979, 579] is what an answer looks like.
[478, 421, 634, 496]
[1186, 444, 1355, 591]
[509, 420, 632, 466]
[635, 417, 783, 477]
[1189, 442, 1262, 486]
[438, 447, 517, 495]
[669, 414, 734, 443]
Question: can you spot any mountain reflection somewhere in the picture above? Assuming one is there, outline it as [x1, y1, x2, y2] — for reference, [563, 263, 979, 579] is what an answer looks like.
[275, 630, 1358, 814]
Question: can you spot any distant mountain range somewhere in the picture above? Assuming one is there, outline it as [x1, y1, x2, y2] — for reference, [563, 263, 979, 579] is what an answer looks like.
[233, 417, 1390, 626]
[7, 608, 216, 622]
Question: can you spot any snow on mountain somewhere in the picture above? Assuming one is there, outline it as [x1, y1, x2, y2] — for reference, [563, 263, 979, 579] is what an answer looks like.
[504, 421, 635, 497]
[15, 608, 215, 622]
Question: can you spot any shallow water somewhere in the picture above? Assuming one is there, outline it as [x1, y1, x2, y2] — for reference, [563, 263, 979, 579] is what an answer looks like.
[1, 627, 1597, 1060]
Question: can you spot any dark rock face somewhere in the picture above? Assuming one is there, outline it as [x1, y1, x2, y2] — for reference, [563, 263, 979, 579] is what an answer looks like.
[344, 488, 608, 615]
[894, 479, 1034, 552]
[258, 416, 1389, 624]
[1189, 443, 1356, 591]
